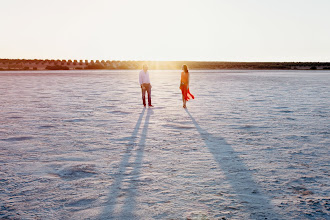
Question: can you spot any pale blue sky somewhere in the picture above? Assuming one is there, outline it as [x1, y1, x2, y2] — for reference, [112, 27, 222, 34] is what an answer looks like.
[1, 0, 329, 61]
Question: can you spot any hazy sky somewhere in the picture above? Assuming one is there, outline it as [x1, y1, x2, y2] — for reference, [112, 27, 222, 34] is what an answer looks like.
[1, 0, 329, 61]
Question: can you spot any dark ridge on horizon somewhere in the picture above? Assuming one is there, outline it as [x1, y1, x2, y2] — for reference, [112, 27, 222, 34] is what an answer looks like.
[1, 58, 330, 71]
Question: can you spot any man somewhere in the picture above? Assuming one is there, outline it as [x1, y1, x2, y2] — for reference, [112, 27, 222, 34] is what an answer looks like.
[139, 64, 153, 107]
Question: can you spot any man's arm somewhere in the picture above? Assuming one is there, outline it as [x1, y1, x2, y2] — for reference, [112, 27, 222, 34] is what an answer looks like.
[148, 71, 151, 87]
[139, 71, 142, 87]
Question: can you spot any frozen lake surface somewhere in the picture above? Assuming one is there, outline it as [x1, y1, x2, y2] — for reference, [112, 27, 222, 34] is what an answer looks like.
[0, 70, 329, 219]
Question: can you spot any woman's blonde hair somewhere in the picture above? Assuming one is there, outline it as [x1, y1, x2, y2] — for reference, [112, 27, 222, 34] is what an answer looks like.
[182, 64, 189, 73]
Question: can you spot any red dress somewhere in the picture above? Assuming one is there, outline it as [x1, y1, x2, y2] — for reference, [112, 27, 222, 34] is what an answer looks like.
[180, 71, 194, 101]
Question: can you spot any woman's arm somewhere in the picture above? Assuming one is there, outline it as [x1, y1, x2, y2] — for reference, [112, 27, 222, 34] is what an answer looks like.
[180, 72, 183, 86]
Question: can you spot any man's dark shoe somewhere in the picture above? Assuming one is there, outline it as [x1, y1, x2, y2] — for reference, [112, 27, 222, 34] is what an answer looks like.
[148, 104, 153, 107]
[144, 104, 146, 107]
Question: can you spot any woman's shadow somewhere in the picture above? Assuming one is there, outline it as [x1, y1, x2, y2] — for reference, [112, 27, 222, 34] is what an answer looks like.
[184, 108, 282, 219]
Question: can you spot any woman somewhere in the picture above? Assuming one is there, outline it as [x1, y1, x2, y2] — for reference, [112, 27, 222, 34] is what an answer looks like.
[180, 64, 194, 108]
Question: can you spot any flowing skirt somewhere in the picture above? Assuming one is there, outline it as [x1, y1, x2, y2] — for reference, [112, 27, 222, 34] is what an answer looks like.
[180, 85, 194, 101]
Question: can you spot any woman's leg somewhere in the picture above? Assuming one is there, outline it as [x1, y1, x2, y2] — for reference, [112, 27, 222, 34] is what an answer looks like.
[182, 86, 187, 108]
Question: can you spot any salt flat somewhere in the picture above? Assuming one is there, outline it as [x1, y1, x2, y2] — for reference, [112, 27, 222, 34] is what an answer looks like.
[0, 70, 329, 219]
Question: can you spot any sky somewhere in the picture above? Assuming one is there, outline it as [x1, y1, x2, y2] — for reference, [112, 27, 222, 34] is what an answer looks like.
[1, 0, 329, 62]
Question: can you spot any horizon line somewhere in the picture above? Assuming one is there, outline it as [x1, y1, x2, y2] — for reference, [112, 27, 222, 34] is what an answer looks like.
[1, 58, 330, 63]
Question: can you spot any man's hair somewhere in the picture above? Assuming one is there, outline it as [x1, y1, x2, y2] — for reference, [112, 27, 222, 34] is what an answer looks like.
[143, 64, 148, 69]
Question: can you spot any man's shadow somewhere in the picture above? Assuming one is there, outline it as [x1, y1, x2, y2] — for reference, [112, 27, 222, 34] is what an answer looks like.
[185, 108, 281, 219]
[100, 108, 151, 219]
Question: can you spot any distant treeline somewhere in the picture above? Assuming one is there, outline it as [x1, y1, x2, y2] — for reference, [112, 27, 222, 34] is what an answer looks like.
[1, 59, 330, 70]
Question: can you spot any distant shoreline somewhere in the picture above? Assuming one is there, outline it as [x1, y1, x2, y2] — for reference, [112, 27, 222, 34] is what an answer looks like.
[1, 68, 330, 72]
[1, 59, 330, 71]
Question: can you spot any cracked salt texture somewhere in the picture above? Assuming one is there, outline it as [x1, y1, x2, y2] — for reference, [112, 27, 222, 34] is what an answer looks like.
[0, 70, 329, 219]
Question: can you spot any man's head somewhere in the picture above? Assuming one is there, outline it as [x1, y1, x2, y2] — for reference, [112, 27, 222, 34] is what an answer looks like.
[143, 64, 148, 72]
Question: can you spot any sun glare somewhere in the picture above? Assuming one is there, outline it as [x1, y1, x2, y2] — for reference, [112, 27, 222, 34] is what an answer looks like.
[0, 0, 330, 61]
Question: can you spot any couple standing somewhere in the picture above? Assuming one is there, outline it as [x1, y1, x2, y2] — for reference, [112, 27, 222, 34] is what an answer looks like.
[139, 64, 194, 108]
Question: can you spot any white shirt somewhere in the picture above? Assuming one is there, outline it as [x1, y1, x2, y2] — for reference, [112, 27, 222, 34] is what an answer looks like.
[139, 70, 151, 85]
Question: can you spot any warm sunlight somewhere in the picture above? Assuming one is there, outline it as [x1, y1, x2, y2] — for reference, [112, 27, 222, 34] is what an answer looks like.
[1, 0, 330, 61]
[1, 1, 329, 219]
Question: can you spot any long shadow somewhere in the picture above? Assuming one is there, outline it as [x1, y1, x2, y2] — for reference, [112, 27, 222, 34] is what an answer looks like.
[185, 108, 282, 220]
[118, 108, 152, 219]
[100, 108, 146, 219]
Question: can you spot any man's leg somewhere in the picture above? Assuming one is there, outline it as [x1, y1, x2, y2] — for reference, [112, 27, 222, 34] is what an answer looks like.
[147, 85, 152, 106]
[142, 86, 146, 106]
